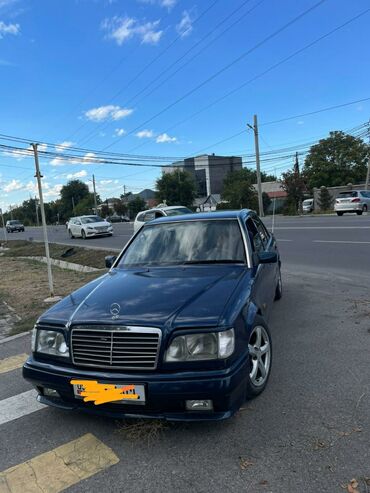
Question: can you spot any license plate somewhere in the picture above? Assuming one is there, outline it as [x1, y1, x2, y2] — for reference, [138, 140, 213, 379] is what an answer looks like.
[73, 381, 146, 405]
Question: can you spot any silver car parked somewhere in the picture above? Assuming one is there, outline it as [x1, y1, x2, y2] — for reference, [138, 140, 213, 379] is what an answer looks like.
[334, 190, 370, 216]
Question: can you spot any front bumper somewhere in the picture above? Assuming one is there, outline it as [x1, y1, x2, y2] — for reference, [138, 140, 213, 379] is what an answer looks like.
[86, 230, 112, 237]
[23, 356, 249, 421]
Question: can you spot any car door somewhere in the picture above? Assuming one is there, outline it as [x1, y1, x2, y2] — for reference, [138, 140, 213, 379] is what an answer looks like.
[246, 217, 271, 319]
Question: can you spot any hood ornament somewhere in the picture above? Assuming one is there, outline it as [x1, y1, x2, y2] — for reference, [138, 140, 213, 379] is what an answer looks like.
[110, 303, 121, 320]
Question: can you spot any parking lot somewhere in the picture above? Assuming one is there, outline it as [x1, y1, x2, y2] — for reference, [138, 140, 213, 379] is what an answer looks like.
[0, 214, 369, 492]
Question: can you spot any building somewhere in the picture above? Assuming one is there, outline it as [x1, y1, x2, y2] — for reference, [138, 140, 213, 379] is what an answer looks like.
[164, 154, 243, 197]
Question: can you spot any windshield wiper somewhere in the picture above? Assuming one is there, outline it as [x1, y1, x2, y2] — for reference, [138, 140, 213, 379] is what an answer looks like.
[182, 259, 245, 265]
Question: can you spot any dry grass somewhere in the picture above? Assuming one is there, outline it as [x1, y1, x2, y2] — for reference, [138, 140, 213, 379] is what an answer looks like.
[1, 240, 117, 269]
[0, 256, 101, 334]
[116, 419, 171, 445]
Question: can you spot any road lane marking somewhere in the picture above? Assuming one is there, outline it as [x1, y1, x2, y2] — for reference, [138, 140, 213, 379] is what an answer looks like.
[0, 390, 46, 426]
[0, 354, 28, 374]
[313, 240, 370, 245]
[0, 331, 31, 345]
[0, 433, 119, 493]
[275, 239, 292, 242]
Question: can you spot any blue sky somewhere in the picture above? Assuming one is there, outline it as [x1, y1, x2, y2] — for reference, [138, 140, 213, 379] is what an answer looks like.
[0, 0, 369, 210]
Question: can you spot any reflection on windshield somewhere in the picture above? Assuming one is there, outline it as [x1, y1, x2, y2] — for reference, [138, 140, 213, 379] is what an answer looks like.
[81, 216, 104, 224]
[165, 207, 193, 217]
[121, 219, 246, 267]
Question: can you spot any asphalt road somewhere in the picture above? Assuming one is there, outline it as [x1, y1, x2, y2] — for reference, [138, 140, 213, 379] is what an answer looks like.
[0, 214, 369, 492]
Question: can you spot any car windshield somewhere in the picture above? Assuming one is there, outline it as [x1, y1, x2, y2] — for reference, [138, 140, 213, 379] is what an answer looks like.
[9, 220, 21, 224]
[80, 216, 104, 224]
[338, 192, 357, 198]
[164, 207, 193, 216]
[120, 219, 246, 267]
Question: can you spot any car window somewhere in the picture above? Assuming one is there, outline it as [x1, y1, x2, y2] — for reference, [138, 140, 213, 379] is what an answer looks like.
[252, 217, 270, 248]
[143, 211, 156, 222]
[338, 191, 357, 198]
[120, 219, 246, 266]
[246, 218, 264, 253]
[136, 213, 145, 222]
[165, 207, 193, 216]
[80, 216, 104, 224]
[360, 191, 370, 198]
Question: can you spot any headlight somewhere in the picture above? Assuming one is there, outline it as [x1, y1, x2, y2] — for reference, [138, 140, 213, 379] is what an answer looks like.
[87, 226, 95, 230]
[165, 328, 234, 362]
[35, 329, 69, 358]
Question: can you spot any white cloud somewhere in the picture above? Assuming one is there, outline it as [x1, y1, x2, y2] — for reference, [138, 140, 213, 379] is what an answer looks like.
[114, 128, 126, 137]
[44, 184, 62, 199]
[0, 21, 20, 39]
[50, 152, 96, 167]
[83, 152, 96, 163]
[4, 179, 23, 193]
[102, 16, 163, 46]
[136, 129, 154, 138]
[100, 179, 113, 185]
[176, 11, 193, 38]
[67, 170, 88, 179]
[138, 0, 177, 8]
[85, 104, 133, 122]
[55, 141, 74, 152]
[156, 132, 177, 143]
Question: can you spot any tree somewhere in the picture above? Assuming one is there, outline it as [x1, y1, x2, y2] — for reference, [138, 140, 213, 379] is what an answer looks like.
[73, 193, 96, 216]
[113, 200, 127, 215]
[100, 204, 110, 217]
[262, 192, 271, 213]
[317, 186, 333, 211]
[156, 171, 196, 208]
[303, 131, 368, 189]
[128, 196, 146, 218]
[221, 168, 258, 210]
[60, 180, 90, 218]
[281, 156, 306, 215]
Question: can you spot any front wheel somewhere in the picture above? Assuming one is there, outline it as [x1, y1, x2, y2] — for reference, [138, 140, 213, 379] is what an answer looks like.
[68, 229, 74, 239]
[81, 229, 86, 239]
[274, 267, 282, 300]
[336, 212, 343, 216]
[246, 318, 272, 399]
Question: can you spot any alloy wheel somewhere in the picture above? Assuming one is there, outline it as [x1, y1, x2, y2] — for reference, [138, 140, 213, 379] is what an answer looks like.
[248, 326, 271, 387]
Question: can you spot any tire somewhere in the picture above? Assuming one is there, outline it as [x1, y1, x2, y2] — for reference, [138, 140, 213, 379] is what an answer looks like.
[274, 267, 282, 301]
[336, 212, 343, 216]
[68, 229, 74, 239]
[356, 211, 362, 216]
[246, 316, 272, 399]
[362, 205, 367, 213]
[81, 229, 86, 240]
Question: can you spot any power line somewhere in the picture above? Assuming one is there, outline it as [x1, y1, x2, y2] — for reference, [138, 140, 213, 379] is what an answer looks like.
[102, 0, 328, 151]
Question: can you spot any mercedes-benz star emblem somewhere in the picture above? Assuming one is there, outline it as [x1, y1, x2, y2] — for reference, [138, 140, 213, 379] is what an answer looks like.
[110, 303, 121, 319]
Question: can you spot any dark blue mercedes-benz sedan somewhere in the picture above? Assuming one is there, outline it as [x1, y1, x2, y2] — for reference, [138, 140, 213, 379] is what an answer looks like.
[23, 210, 282, 421]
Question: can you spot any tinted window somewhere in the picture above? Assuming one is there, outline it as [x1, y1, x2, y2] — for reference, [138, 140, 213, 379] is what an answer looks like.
[338, 191, 357, 198]
[143, 211, 156, 222]
[165, 207, 193, 216]
[252, 217, 270, 247]
[120, 220, 246, 267]
[81, 216, 104, 224]
[246, 218, 264, 253]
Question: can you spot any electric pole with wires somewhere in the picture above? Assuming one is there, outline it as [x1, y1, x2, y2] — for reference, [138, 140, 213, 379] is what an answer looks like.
[365, 119, 370, 190]
[248, 115, 264, 217]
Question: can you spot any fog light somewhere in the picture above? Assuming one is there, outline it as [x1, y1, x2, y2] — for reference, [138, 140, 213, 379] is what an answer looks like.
[43, 387, 59, 397]
[185, 399, 213, 411]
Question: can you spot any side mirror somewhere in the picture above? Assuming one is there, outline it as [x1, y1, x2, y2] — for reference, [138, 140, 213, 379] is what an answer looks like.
[258, 252, 278, 264]
[105, 255, 117, 269]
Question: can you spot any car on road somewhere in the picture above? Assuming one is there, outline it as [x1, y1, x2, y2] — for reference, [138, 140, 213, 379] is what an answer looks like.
[23, 210, 282, 421]
[67, 215, 113, 239]
[334, 190, 370, 216]
[107, 215, 130, 223]
[302, 198, 314, 213]
[133, 205, 193, 232]
[6, 220, 25, 233]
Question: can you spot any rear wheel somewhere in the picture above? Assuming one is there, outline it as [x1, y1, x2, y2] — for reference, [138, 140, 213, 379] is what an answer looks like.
[336, 212, 343, 216]
[81, 229, 86, 239]
[246, 317, 272, 399]
[68, 229, 74, 239]
[356, 210, 363, 216]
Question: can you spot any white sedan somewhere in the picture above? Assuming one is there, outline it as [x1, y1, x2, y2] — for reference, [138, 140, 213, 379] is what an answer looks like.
[67, 215, 113, 239]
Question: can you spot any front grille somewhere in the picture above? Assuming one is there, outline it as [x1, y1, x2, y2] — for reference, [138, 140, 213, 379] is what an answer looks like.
[71, 326, 161, 370]
[95, 226, 108, 231]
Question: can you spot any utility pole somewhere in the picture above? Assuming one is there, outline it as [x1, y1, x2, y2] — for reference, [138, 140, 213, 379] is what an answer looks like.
[248, 115, 264, 216]
[0, 208, 7, 242]
[32, 143, 55, 299]
[34, 196, 40, 227]
[365, 120, 370, 191]
[92, 174, 98, 214]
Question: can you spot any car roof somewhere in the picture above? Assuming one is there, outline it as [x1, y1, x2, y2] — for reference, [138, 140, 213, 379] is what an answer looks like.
[137, 205, 190, 216]
[148, 209, 254, 225]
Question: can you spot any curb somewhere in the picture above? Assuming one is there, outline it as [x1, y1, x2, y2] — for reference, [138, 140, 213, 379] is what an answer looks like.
[18, 256, 105, 273]
[0, 330, 31, 344]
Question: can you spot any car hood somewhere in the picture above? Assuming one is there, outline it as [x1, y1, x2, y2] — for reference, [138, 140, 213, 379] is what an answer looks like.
[84, 221, 111, 228]
[40, 266, 251, 330]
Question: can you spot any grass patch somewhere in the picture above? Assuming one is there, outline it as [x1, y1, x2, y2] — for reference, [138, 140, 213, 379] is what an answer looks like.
[0, 256, 102, 335]
[1, 240, 117, 269]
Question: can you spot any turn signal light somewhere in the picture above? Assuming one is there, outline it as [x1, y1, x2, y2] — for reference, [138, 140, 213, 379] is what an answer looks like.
[351, 198, 360, 203]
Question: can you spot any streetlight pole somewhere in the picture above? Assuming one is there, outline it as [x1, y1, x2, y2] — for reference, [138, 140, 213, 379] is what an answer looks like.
[92, 174, 98, 214]
[0, 208, 7, 242]
[32, 143, 55, 299]
[365, 120, 370, 191]
[248, 115, 264, 217]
